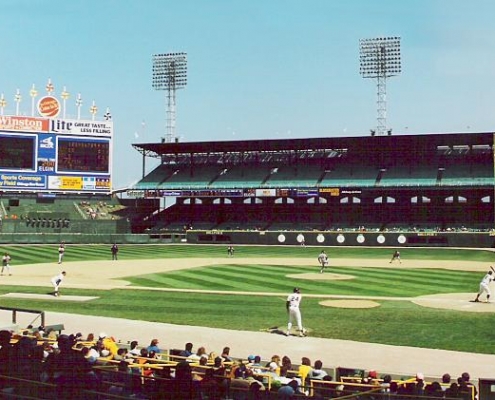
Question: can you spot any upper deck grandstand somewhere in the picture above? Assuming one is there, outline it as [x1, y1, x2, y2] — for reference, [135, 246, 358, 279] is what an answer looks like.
[130, 132, 495, 241]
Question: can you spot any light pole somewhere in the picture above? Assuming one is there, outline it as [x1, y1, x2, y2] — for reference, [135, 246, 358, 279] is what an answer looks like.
[152, 52, 187, 143]
[0, 94, 6, 116]
[61, 86, 70, 118]
[46, 78, 54, 95]
[29, 84, 38, 116]
[14, 89, 21, 116]
[76, 93, 83, 120]
[359, 37, 401, 136]
[89, 100, 98, 121]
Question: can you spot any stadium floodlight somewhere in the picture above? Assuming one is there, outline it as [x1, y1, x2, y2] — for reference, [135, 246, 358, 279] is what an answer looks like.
[29, 84, 38, 116]
[14, 88, 22, 116]
[152, 52, 188, 143]
[359, 36, 401, 136]
[76, 93, 83, 120]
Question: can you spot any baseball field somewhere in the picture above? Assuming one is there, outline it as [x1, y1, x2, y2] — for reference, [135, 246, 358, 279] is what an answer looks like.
[0, 244, 494, 358]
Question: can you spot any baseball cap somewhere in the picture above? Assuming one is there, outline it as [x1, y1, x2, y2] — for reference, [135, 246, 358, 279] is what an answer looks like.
[293, 287, 300, 293]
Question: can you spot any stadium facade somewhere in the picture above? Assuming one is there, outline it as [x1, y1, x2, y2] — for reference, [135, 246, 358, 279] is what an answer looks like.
[130, 132, 495, 248]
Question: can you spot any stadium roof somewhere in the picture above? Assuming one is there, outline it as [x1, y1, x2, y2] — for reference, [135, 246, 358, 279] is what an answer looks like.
[132, 132, 494, 158]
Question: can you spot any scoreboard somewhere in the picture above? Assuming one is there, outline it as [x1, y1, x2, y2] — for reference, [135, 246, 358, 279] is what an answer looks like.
[0, 115, 112, 193]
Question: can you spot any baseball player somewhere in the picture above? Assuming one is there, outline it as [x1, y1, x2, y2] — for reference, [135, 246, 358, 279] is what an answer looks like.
[1, 252, 11, 276]
[389, 250, 401, 264]
[473, 270, 494, 303]
[58, 242, 66, 264]
[286, 287, 307, 337]
[318, 250, 329, 273]
[51, 271, 66, 297]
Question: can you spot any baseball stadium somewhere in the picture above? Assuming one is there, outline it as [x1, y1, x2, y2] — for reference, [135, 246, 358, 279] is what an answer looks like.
[1, 51, 495, 398]
[1, 101, 495, 399]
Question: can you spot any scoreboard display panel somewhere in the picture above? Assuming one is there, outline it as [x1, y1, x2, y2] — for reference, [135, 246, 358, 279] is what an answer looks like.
[0, 134, 36, 170]
[0, 116, 112, 193]
[57, 137, 110, 173]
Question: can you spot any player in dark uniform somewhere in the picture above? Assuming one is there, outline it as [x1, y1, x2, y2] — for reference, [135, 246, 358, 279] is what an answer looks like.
[390, 250, 401, 264]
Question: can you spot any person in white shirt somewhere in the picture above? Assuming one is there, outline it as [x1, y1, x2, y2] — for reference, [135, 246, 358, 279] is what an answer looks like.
[286, 287, 307, 337]
[473, 270, 494, 303]
[58, 242, 66, 264]
[51, 271, 66, 297]
[317, 251, 329, 273]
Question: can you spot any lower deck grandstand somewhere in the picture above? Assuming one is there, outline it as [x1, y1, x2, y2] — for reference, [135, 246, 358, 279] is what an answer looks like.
[130, 132, 495, 236]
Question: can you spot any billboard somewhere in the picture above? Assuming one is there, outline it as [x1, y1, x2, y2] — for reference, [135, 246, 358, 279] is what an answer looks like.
[0, 115, 112, 193]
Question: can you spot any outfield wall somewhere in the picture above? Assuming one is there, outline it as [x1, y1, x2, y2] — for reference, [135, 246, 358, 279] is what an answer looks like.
[0, 232, 185, 244]
[0, 229, 493, 247]
[186, 230, 495, 248]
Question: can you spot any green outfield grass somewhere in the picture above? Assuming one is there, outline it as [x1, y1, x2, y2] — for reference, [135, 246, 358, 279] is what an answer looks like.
[0, 244, 494, 354]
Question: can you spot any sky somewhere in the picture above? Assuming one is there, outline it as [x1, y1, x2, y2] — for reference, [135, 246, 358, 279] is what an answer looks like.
[1, 0, 495, 189]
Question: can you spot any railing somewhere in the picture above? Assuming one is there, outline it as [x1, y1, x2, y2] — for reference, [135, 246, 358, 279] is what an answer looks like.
[0, 306, 45, 327]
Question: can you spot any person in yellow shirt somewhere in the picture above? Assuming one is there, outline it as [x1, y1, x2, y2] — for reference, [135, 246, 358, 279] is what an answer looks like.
[298, 357, 313, 386]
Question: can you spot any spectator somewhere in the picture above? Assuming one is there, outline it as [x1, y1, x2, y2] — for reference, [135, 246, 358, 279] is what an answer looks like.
[310, 360, 328, 380]
[460, 372, 477, 399]
[147, 338, 161, 354]
[298, 356, 312, 385]
[281, 355, 293, 371]
[179, 342, 194, 358]
[221, 346, 233, 362]
[380, 374, 392, 392]
[188, 346, 207, 362]
[278, 379, 298, 399]
[445, 382, 460, 398]
[441, 373, 451, 390]
[268, 355, 282, 376]
[43, 334, 98, 399]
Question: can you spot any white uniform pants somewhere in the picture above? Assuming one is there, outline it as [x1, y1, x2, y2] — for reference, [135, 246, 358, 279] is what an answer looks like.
[51, 278, 61, 293]
[479, 283, 491, 297]
[288, 306, 302, 331]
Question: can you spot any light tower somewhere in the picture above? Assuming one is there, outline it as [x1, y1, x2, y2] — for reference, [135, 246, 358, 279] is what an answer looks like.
[152, 52, 187, 143]
[359, 37, 401, 136]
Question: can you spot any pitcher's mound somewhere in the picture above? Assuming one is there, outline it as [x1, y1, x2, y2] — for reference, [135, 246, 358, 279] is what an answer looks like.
[319, 299, 380, 309]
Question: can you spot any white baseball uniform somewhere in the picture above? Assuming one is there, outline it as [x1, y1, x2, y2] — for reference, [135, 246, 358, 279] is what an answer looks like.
[287, 292, 303, 333]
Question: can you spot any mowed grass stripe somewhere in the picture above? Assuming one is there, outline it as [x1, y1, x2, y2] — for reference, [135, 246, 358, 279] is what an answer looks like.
[176, 267, 292, 291]
[184, 267, 285, 292]
[129, 264, 477, 297]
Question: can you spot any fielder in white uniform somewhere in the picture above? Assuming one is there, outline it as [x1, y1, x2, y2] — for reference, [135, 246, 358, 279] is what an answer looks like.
[286, 287, 307, 337]
[318, 251, 329, 273]
[473, 270, 494, 303]
[58, 242, 65, 264]
[51, 271, 66, 296]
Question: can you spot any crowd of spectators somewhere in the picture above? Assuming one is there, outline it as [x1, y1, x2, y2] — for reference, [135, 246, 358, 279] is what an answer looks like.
[0, 326, 480, 400]
[79, 200, 119, 220]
